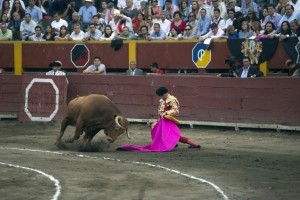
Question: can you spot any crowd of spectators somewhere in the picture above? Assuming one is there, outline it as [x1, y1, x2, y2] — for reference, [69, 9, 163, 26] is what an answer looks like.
[0, 0, 300, 41]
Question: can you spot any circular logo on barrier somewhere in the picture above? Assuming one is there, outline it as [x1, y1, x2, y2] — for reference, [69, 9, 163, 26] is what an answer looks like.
[192, 43, 211, 68]
[71, 44, 90, 68]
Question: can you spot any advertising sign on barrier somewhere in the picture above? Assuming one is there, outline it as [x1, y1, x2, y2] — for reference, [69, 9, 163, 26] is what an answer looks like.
[192, 43, 211, 68]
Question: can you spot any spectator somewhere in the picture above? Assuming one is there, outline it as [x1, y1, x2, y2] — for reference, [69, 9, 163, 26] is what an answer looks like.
[220, 24, 238, 39]
[0, 13, 9, 26]
[240, 0, 259, 19]
[137, 25, 150, 39]
[164, 0, 179, 20]
[28, 25, 44, 41]
[260, 7, 268, 29]
[276, 21, 291, 39]
[108, 9, 121, 32]
[264, 4, 282, 31]
[139, 1, 150, 20]
[105, 2, 118, 25]
[290, 19, 300, 37]
[148, 22, 166, 40]
[275, 0, 288, 16]
[69, 23, 85, 40]
[25, 0, 43, 23]
[83, 56, 106, 74]
[286, 59, 300, 77]
[244, 8, 260, 29]
[212, 8, 225, 30]
[122, 0, 138, 19]
[166, 26, 182, 40]
[289, 0, 300, 11]
[190, 0, 200, 19]
[237, 56, 261, 78]
[227, 0, 241, 13]
[91, 14, 105, 33]
[170, 11, 186, 33]
[238, 21, 253, 38]
[79, 0, 97, 29]
[83, 23, 102, 41]
[98, 0, 108, 20]
[42, 25, 56, 41]
[235, 11, 245, 31]
[126, 60, 144, 75]
[100, 24, 116, 40]
[61, 0, 78, 22]
[117, 0, 127, 10]
[146, 15, 154, 33]
[115, 26, 136, 40]
[180, 24, 197, 39]
[148, 0, 162, 19]
[132, 12, 147, 33]
[149, 62, 164, 74]
[179, 0, 190, 21]
[251, 20, 262, 36]
[197, 8, 211, 37]
[199, 22, 224, 41]
[46, 61, 66, 76]
[54, 25, 70, 41]
[277, 4, 298, 32]
[68, 11, 83, 33]
[259, 21, 276, 38]
[186, 11, 198, 38]
[209, 0, 227, 20]
[9, 0, 25, 22]
[115, 11, 134, 33]
[225, 8, 236, 30]
[0, 0, 11, 21]
[0, 23, 12, 40]
[20, 13, 36, 40]
[7, 11, 22, 40]
[155, 11, 171, 35]
[51, 12, 68, 35]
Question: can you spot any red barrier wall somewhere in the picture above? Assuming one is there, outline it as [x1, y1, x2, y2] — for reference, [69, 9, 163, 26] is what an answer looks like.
[1, 74, 299, 127]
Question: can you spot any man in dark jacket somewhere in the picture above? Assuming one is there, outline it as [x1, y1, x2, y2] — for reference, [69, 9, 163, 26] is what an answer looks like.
[238, 56, 262, 78]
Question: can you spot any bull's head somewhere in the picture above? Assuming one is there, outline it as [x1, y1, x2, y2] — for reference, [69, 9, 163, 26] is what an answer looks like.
[105, 115, 130, 142]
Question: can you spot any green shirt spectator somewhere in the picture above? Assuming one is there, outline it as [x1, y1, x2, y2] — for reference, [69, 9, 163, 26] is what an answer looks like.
[0, 23, 13, 40]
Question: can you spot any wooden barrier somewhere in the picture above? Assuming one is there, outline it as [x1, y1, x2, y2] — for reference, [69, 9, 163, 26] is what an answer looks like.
[0, 40, 290, 73]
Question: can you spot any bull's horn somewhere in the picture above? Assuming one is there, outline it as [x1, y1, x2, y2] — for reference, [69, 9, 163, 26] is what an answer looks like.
[115, 116, 126, 130]
[126, 130, 131, 139]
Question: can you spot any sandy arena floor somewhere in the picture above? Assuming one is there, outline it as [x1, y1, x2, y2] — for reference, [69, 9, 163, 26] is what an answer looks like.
[0, 120, 299, 200]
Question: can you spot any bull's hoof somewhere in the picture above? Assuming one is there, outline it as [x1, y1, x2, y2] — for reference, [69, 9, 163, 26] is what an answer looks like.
[55, 140, 67, 149]
[65, 137, 74, 143]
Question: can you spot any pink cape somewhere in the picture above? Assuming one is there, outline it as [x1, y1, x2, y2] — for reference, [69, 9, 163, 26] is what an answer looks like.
[117, 118, 181, 152]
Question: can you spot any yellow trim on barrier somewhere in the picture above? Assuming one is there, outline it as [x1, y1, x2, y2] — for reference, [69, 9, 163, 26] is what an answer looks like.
[14, 42, 22, 75]
[259, 61, 268, 77]
[128, 41, 136, 65]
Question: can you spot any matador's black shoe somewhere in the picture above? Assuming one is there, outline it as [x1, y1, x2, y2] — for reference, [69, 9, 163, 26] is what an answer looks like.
[188, 144, 201, 149]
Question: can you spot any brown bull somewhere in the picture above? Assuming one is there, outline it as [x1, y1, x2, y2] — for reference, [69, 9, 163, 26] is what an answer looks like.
[55, 94, 130, 145]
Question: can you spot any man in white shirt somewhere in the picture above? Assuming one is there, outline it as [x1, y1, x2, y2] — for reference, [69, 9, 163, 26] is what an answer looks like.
[20, 13, 37, 41]
[154, 11, 171, 35]
[212, 8, 225, 31]
[227, 0, 241, 13]
[199, 22, 224, 41]
[225, 9, 235, 29]
[83, 23, 102, 41]
[46, 61, 66, 76]
[28, 25, 44, 41]
[69, 24, 85, 41]
[51, 13, 68, 35]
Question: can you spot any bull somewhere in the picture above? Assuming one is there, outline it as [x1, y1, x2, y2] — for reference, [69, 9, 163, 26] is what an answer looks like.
[55, 94, 130, 145]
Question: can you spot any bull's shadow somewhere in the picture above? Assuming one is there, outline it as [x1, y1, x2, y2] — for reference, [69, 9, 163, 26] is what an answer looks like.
[55, 139, 111, 152]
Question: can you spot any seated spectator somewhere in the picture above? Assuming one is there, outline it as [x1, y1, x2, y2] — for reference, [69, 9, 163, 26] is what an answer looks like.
[148, 0, 162, 19]
[164, 0, 179, 21]
[9, 0, 25, 22]
[276, 21, 292, 39]
[122, 0, 138, 19]
[235, 11, 245, 31]
[264, 4, 282, 31]
[277, 4, 298, 32]
[180, 24, 197, 40]
[55, 25, 70, 41]
[148, 23, 166, 40]
[98, 0, 108, 20]
[147, 62, 164, 75]
[20, 13, 37, 41]
[132, 12, 147, 33]
[68, 12, 84, 33]
[25, 0, 43, 23]
[140, 1, 150, 20]
[115, 11, 134, 34]
[146, 15, 154, 34]
[0, 13, 9, 26]
[227, 0, 241, 13]
[69, 23, 85, 41]
[290, 19, 300, 37]
[220, 25, 238, 39]
[225, 9, 236, 30]
[170, 11, 186, 33]
[42, 25, 56, 41]
[257, 21, 276, 39]
[83, 56, 106, 74]
[237, 56, 261, 78]
[61, 0, 79, 22]
[109, 9, 121, 33]
[240, 0, 259, 19]
[7, 11, 22, 40]
[179, 0, 190, 21]
[78, 0, 97, 29]
[166, 26, 182, 40]
[275, 0, 288, 16]
[244, 8, 259, 29]
[186, 11, 198, 38]
[154, 11, 171, 35]
[137, 25, 150, 40]
[126, 61, 144, 75]
[28, 25, 44, 41]
[51, 12, 68, 35]
[199, 22, 224, 42]
[238, 21, 253, 38]
[92, 14, 105, 33]
[196, 8, 211, 38]
[115, 26, 136, 40]
[286, 59, 300, 77]
[46, 61, 66, 76]
[100, 25, 116, 40]
[82, 23, 102, 41]
[212, 8, 225, 31]
[260, 7, 268, 29]
[0, 23, 12, 40]
[209, 0, 227, 20]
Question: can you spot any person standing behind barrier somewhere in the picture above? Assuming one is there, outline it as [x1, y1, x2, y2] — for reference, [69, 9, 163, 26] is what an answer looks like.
[126, 61, 144, 75]
[46, 61, 66, 76]
[79, 0, 97, 30]
[147, 62, 165, 74]
[237, 56, 261, 78]
[83, 56, 106, 74]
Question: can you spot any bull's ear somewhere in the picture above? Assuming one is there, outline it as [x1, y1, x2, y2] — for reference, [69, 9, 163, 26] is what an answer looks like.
[113, 113, 118, 119]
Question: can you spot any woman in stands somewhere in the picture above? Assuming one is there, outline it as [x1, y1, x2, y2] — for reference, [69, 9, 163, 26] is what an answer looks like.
[139, 1, 150, 20]
[0, 0, 11, 21]
[262, 21, 277, 37]
[100, 25, 116, 40]
[238, 21, 253, 38]
[42, 25, 56, 41]
[166, 26, 182, 40]
[132, 12, 147, 34]
[179, 0, 190, 21]
[260, 7, 268, 30]
[0, 13, 9, 26]
[190, 0, 200, 19]
[9, 0, 25, 22]
[54, 25, 70, 41]
[170, 11, 186, 33]
[276, 21, 291, 39]
[148, 0, 162, 19]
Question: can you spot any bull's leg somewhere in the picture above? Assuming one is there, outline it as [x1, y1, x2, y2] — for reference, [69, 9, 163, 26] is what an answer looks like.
[65, 120, 84, 143]
[87, 131, 99, 144]
[55, 117, 69, 145]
